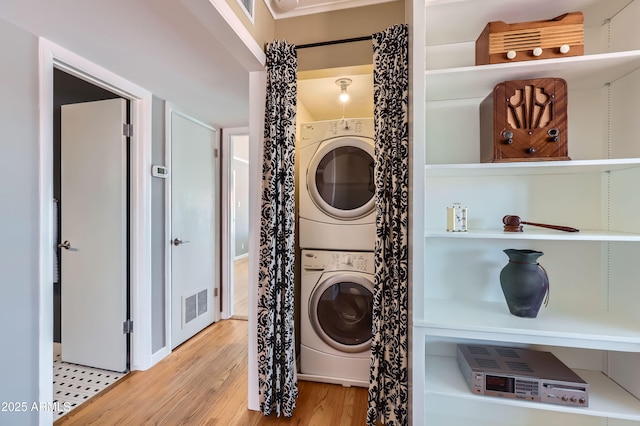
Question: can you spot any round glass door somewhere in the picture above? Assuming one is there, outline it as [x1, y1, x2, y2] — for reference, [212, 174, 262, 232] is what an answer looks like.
[307, 137, 375, 220]
[309, 274, 374, 353]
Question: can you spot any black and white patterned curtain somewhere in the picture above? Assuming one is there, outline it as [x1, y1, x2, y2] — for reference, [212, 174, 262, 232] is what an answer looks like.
[367, 24, 409, 426]
[257, 40, 298, 417]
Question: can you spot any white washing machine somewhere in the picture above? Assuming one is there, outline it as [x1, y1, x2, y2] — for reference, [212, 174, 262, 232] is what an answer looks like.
[299, 249, 374, 387]
[298, 118, 376, 251]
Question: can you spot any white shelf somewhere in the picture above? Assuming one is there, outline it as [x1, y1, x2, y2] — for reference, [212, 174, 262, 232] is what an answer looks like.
[424, 354, 640, 421]
[424, 0, 632, 46]
[415, 299, 640, 352]
[425, 51, 640, 101]
[425, 229, 640, 242]
[418, 1, 640, 424]
[425, 158, 640, 176]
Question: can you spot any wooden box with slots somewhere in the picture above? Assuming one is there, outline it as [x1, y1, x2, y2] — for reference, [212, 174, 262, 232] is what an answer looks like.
[476, 12, 584, 65]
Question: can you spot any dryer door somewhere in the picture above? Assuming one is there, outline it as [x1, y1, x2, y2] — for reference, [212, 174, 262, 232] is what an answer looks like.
[309, 272, 374, 353]
[307, 136, 375, 220]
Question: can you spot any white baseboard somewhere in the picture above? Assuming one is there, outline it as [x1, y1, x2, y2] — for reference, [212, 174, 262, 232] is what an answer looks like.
[234, 252, 249, 261]
[53, 342, 62, 356]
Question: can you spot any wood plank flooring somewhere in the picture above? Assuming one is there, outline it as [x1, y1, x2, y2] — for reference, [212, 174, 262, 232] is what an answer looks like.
[232, 257, 249, 319]
[54, 319, 369, 425]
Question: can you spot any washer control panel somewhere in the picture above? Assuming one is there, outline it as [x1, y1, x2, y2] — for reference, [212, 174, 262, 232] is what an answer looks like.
[300, 118, 374, 143]
[302, 250, 374, 273]
[302, 251, 327, 271]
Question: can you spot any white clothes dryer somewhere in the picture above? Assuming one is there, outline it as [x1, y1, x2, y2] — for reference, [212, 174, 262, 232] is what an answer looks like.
[299, 249, 374, 387]
[298, 118, 375, 251]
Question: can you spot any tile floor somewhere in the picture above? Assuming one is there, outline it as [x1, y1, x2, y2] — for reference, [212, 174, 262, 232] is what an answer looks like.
[53, 352, 126, 421]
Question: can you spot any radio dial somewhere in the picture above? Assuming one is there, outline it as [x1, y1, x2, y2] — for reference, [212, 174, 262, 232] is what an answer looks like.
[501, 130, 513, 145]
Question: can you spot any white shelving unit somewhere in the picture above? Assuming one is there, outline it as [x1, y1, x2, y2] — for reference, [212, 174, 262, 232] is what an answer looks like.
[425, 159, 640, 176]
[413, 0, 640, 424]
[425, 51, 640, 101]
[424, 355, 640, 421]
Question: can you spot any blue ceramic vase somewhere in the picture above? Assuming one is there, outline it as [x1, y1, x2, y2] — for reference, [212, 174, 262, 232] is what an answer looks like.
[499, 249, 549, 318]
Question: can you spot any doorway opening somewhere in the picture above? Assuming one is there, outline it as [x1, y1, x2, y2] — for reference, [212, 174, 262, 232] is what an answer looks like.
[221, 128, 250, 320]
[39, 39, 154, 425]
[52, 69, 131, 420]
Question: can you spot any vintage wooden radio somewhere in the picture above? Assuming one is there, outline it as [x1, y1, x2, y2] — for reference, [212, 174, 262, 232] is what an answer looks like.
[480, 78, 570, 163]
[476, 12, 584, 65]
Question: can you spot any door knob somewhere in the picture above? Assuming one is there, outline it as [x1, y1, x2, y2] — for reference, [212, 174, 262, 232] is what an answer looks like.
[172, 238, 190, 246]
[58, 240, 71, 250]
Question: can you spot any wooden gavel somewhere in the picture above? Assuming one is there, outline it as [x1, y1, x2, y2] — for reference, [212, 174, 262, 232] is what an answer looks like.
[503, 215, 579, 233]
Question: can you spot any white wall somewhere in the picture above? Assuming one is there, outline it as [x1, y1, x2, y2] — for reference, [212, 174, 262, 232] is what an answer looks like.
[0, 17, 41, 425]
[0, 3, 263, 420]
[0, 18, 172, 424]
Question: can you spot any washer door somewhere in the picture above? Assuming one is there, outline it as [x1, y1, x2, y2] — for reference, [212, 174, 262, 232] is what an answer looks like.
[307, 137, 375, 220]
[309, 273, 374, 353]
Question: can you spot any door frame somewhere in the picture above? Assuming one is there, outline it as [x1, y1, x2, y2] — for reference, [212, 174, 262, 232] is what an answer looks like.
[38, 39, 154, 425]
[221, 127, 249, 319]
[165, 103, 221, 350]
[247, 70, 266, 411]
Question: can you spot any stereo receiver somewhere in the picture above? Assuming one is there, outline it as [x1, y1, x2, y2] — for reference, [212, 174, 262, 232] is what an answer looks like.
[457, 344, 589, 407]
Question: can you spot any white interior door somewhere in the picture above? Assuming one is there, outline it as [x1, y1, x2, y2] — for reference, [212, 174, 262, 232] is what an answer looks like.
[61, 98, 128, 372]
[171, 111, 218, 349]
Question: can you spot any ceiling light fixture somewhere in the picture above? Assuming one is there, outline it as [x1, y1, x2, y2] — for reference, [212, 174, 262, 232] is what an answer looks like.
[273, 0, 298, 13]
[336, 78, 352, 103]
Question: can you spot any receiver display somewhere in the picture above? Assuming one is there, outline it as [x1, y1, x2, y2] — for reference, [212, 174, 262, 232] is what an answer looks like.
[486, 375, 514, 393]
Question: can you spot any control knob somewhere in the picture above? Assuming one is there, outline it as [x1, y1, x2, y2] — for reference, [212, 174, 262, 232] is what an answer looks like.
[501, 130, 513, 144]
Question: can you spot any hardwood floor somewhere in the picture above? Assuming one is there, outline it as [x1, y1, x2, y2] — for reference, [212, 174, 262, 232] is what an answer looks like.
[232, 257, 249, 319]
[55, 319, 369, 425]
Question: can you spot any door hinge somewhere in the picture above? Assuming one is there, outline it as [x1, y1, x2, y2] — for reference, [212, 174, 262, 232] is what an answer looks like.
[123, 319, 133, 334]
[214, 288, 219, 297]
[214, 148, 219, 158]
[123, 123, 133, 137]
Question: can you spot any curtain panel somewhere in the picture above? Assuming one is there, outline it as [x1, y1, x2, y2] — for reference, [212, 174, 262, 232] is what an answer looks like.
[257, 40, 298, 417]
[367, 24, 410, 426]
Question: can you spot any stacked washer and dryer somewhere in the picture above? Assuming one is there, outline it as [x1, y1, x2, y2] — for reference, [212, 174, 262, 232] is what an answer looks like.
[298, 118, 375, 387]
